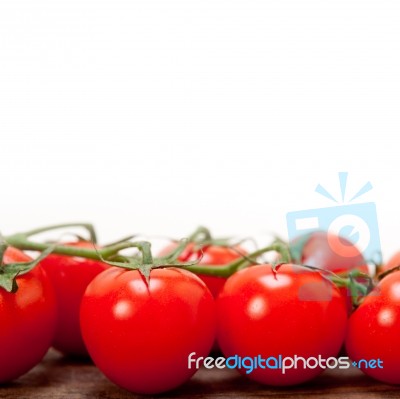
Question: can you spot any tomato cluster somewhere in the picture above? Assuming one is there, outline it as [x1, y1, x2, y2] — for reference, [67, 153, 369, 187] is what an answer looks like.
[1, 225, 400, 395]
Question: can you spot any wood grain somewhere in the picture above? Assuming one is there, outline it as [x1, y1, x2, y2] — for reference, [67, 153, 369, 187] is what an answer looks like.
[0, 350, 399, 399]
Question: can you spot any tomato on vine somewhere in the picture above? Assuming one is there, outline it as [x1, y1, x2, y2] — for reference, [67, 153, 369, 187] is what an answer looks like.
[0, 247, 56, 383]
[80, 267, 216, 394]
[217, 263, 348, 386]
[3, 224, 159, 360]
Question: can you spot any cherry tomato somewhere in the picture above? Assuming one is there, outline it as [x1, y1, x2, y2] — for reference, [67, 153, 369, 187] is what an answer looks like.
[346, 271, 400, 384]
[292, 231, 368, 274]
[40, 241, 108, 356]
[80, 267, 216, 394]
[0, 247, 56, 383]
[159, 242, 246, 297]
[380, 251, 400, 273]
[217, 264, 348, 386]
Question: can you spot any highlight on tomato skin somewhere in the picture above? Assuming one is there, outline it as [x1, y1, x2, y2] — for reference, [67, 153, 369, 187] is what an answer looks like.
[345, 270, 400, 385]
[80, 267, 216, 395]
[40, 241, 109, 357]
[216, 263, 348, 387]
[0, 247, 57, 383]
[159, 242, 247, 298]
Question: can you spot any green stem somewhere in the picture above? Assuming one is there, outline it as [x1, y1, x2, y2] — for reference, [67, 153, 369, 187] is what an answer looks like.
[157, 227, 213, 261]
[128, 241, 153, 264]
[184, 264, 236, 278]
[5, 233, 136, 261]
[4, 225, 289, 280]
[22, 223, 98, 244]
[311, 267, 373, 308]
[185, 243, 289, 277]
[187, 226, 212, 243]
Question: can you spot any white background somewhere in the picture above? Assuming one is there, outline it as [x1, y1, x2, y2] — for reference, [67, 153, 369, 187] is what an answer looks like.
[1, 1, 399, 260]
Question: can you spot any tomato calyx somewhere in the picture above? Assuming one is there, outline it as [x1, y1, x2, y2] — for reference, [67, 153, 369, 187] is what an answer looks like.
[0, 237, 55, 293]
[95, 239, 203, 284]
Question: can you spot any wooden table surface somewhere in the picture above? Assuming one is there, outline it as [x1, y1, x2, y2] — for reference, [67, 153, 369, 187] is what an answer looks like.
[1, 350, 399, 399]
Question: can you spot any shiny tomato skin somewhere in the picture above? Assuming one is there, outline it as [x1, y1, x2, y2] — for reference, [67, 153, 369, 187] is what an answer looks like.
[80, 267, 216, 394]
[40, 241, 108, 356]
[217, 264, 348, 386]
[159, 242, 246, 297]
[346, 271, 400, 384]
[0, 247, 56, 383]
[298, 231, 368, 274]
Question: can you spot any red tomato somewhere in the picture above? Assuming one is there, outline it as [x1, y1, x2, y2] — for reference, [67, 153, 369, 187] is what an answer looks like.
[0, 247, 56, 383]
[159, 242, 246, 297]
[346, 271, 400, 384]
[40, 241, 108, 356]
[380, 251, 400, 273]
[217, 264, 348, 386]
[80, 267, 216, 394]
[293, 231, 368, 274]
